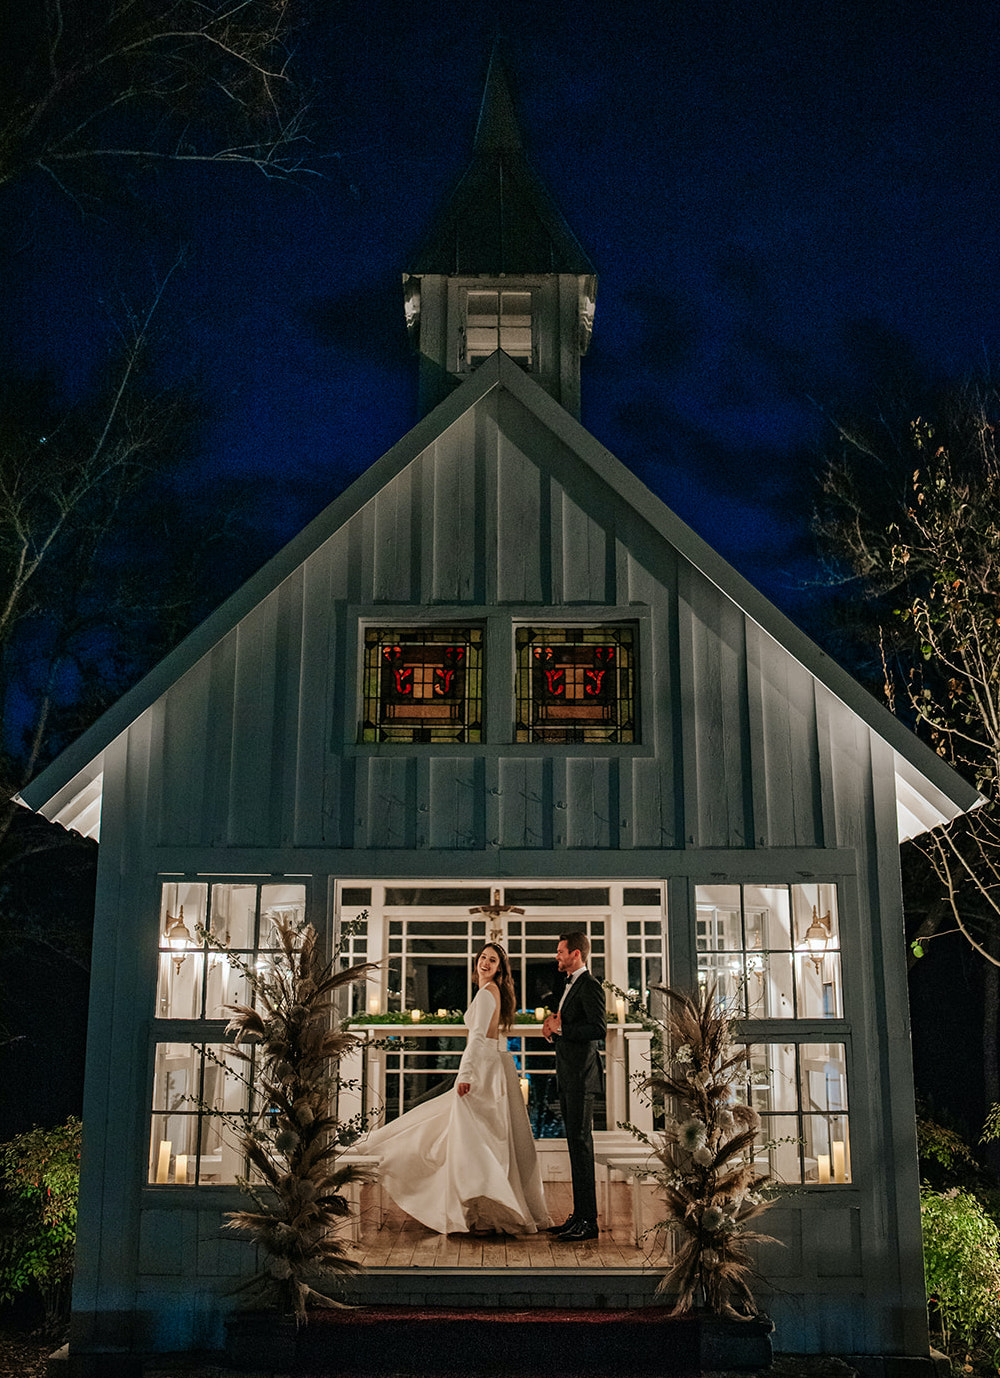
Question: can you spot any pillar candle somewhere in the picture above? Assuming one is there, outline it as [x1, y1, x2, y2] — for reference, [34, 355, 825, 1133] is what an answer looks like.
[520, 1077, 530, 1106]
[367, 994, 380, 1016]
[174, 1155, 188, 1185]
[155, 1140, 171, 1184]
[832, 1140, 846, 1183]
[615, 996, 626, 1024]
[410, 1009, 422, 1022]
[534, 1007, 545, 1021]
[817, 1153, 831, 1184]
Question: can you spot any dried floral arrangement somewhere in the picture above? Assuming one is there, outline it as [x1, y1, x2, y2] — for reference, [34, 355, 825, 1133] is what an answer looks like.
[207, 914, 375, 1323]
[624, 983, 776, 1319]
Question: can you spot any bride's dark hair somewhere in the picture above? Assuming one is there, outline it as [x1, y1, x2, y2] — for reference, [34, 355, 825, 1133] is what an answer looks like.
[474, 943, 517, 1030]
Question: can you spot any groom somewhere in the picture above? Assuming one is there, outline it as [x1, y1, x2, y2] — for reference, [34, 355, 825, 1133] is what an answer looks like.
[542, 930, 606, 1241]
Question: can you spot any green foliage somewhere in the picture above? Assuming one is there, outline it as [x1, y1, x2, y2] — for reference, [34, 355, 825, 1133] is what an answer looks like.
[921, 1186, 1000, 1359]
[0, 1116, 81, 1323]
[917, 1108, 977, 1175]
[344, 1009, 547, 1026]
[981, 1104, 1000, 1145]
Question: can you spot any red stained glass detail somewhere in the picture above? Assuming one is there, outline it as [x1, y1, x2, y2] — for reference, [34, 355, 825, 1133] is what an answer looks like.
[533, 644, 616, 721]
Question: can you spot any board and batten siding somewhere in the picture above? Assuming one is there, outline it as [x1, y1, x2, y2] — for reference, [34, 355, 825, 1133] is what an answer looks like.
[143, 391, 850, 857]
[57, 374, 933, 1360]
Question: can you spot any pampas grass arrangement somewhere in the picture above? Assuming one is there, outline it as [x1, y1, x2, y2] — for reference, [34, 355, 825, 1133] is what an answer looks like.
[215, 914, 375, 1324]
[627, 983, 776, 1319]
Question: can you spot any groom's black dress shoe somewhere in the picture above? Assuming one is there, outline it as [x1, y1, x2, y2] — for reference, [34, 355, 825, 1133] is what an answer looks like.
[554, 1218, 599, 1241]
[546, 1216, 577, 1234]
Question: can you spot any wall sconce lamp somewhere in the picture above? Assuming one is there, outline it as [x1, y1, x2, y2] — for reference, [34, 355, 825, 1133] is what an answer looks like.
[803, 906, 831, 974]
[164, 906, 194, 974]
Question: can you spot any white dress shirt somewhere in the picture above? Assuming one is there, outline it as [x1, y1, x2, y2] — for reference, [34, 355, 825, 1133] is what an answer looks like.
[556, 966, 588, 1014]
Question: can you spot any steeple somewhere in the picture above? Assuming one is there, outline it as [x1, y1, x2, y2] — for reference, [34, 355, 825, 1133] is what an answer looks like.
[472, 48, 522, 152]
[403, 50, 597, 418]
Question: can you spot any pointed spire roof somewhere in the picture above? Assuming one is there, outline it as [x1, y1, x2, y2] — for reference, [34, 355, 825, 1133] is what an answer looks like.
[408, 49, 595, 276]
[473, 48, 522, 151]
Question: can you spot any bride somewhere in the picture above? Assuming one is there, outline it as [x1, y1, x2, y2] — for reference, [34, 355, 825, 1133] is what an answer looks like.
[362, 943, 550, 1235]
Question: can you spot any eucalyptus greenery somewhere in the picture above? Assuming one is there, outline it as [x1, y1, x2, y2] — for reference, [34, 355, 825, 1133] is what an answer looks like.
[209, 915, 375, 1324]
[624, 985, 775, 1319]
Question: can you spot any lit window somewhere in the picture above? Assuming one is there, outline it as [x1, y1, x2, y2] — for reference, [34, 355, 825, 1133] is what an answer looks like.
[149, 1042, 250, 1185]
[360, 627, 483, 743]
[695, 881, 850, 1187]
[156, 882, 306, 1020]
[515, 625, 637, 743]
[742, 1041, 851, 1186]
[150, 878, 307, 1185]
[696, 883, 842, 1020]
[464, 289, 532, 368]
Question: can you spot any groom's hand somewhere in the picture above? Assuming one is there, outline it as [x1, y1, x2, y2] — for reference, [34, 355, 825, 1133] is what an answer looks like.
[456, 1082, 471, 1097]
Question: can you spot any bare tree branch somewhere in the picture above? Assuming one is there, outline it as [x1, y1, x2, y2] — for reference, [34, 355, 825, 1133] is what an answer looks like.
[0, 0, 316, 196]
[815, 378, 1000, 967]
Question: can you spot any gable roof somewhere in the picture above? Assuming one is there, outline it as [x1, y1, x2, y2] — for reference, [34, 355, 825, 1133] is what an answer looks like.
[17, 352, 983, 841]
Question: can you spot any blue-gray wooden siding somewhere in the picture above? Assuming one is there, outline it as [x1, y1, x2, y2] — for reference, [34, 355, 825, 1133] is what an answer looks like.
[75, 385, 926, 1359]
[142, 393, 863, 855]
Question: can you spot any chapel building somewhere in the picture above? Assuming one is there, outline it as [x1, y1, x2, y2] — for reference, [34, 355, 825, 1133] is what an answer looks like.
[19, 52, 980, 1371]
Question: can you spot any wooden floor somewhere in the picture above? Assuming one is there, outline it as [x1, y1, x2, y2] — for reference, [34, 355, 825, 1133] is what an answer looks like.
[343, 1180, 669, 1272]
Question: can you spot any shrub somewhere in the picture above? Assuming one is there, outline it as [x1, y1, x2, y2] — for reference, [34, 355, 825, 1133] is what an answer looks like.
[921, 1185, 1000, 1360]
[0, 1116, 81, 1326]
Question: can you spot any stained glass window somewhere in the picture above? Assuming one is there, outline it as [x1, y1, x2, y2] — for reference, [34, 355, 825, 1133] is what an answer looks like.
[361, 627, 483, 743]
[515, 625, 637, 743]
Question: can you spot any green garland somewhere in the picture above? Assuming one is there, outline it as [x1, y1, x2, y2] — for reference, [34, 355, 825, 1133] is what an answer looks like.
[345, 1010, 549, 1027]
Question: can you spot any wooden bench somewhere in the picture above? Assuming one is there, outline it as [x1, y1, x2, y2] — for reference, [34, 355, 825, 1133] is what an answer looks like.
[337, 1153, 384, 1241]
[593, 1148, 661, 1246]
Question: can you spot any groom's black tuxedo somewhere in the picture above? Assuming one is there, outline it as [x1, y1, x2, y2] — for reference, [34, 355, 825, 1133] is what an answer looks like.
[553, 970, 606, 1222]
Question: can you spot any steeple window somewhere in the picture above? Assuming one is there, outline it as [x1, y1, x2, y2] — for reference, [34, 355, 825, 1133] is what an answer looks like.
[464, 289, 533, 368]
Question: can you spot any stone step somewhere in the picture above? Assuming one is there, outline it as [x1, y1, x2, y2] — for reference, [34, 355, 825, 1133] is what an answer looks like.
[340, 1265, 662, 1310]
[224, 1305, 775, 1375]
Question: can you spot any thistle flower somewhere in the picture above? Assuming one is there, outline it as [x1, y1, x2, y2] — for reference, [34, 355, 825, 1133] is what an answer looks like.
[679, 1117, 708, 1151]
[702, 1205, 725, 1232]
[624, 983, 776, 1319]
[216, 915, 377, 1322]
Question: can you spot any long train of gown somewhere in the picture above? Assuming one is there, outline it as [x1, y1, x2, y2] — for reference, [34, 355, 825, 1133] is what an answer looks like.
[362, 987, 550, 1234]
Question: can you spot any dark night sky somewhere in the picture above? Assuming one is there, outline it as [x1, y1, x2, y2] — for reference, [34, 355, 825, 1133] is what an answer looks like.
[4, 0, 1000, 1133]
[5, 0, 1000, 621]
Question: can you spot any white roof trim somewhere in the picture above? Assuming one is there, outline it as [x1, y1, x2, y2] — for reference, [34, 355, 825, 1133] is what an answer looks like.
[17, 352, 984, 841]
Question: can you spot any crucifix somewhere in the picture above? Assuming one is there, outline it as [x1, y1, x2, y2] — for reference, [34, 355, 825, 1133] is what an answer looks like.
[469, 888, 525, 944]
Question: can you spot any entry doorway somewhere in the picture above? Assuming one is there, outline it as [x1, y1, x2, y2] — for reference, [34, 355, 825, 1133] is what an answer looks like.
[336, 880, 665, 1141]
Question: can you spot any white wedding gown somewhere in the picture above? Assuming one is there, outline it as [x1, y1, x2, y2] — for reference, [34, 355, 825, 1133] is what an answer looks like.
[363, 987, 550, 1234]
